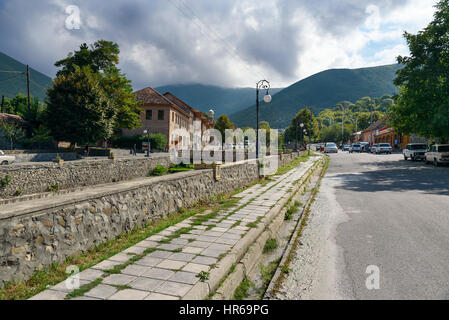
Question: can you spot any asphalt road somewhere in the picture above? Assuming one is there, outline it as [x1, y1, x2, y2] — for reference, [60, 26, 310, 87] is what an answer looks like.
[280, 151, 449, 300]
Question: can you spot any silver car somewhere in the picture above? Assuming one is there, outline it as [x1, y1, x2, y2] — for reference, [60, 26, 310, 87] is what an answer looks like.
[325, 142, 338, 153]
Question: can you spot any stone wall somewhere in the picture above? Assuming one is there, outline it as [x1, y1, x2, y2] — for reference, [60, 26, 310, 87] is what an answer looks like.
[0, 152, 301, 286]
[13, 153, 78, 163]
[0, 155, 172, 199]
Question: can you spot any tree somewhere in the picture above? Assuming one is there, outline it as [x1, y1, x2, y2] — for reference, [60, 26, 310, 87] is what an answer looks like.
[319, 124, 351, 144]
[54, 40, 141, 131]
[393, 0, 449, 143]
[0, 121, 24, 150]
[214, 114, 235, 142]
[45, 66, 115, 147]
[285, 108, 319, 144]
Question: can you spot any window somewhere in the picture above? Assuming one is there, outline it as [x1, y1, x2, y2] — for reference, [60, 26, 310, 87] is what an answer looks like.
[158, 110, 164, 120]
[172, 113, 174, 122]
[146, 110, 152, 120]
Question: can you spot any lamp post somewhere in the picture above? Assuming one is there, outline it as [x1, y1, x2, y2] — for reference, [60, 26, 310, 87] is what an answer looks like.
[300, 123, 304, 150]
[256, 80, 271, 159]
[143, 129, 151, 157]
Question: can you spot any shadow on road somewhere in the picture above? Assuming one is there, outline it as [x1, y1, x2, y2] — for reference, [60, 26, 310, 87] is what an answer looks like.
[333, 160, 449, 196]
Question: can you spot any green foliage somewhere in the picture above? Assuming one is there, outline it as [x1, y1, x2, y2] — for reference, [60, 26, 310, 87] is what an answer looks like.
[150, 165, 168, 176]
[23, 126, 53, 149]
[392, 0, 449, 143]
[110, 133, 167, 151]
[232, 64, 402, 128]
[284, 108, 319, 144]
[263, 238, 278, 253]
[0, 121, 24, 150]
[45, 66, 115, 145]
[47, 183, 60, 192]
[0, 175, 12, 188]
[196, 271, 210, 282]
[233, 277, 254, 300]
[52, 40, 141, 132]
[215, 114, 235, 142]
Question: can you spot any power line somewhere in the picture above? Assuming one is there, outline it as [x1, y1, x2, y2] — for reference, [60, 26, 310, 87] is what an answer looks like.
[166, 0, 267, 82]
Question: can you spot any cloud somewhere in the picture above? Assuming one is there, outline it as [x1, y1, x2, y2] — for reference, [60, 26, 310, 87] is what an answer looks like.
[0, 0, 438, 89]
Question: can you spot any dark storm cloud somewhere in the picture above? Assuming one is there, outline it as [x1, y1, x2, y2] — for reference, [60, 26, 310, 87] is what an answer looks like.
[0, 0, 417, 88]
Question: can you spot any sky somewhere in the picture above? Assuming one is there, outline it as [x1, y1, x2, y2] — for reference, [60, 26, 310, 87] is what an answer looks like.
[0, 0, 438, 89]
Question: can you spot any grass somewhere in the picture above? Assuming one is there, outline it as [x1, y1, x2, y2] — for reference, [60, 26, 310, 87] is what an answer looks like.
[260, 258, 281, 294]
[0, 195, 232, 300]
[273, 156, 329, 294]
[65, 278, 103, 300]
[233, 277, 254, 300]
[275, 154, 311, 175]
[247, 216, 263, 228]
[263, 238, 278, 253]
[196, 271, 210, 282]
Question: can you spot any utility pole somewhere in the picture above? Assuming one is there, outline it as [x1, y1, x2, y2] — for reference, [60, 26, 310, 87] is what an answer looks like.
[1, 95, 4, 113]
[26, 65, 32, 138]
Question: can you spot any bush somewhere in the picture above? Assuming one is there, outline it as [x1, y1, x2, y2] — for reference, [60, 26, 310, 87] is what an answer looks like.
[151, 165, 168, 176]
[0, 175, 12, 188]
[110, 133, 167, 151]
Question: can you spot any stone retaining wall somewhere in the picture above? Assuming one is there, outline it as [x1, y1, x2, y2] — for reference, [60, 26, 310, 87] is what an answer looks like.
[0, 155, 172, 199]
[0, 152, 301, 286]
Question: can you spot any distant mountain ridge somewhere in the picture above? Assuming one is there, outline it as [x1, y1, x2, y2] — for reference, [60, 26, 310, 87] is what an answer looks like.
[155, 84, 283, 116]
[230, 64, 403, 128]
[0, 52, 52, 101]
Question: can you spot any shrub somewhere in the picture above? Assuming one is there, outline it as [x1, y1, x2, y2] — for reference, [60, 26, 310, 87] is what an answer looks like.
[263, 238, 278, 253]
[110, 133, 167, 151]
[0, 175, 12, 188]
[48, 183, 60, 192]
[151, 165, 168, 176]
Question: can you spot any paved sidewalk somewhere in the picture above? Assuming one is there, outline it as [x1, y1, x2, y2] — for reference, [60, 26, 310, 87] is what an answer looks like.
[30, 156, 319, 300]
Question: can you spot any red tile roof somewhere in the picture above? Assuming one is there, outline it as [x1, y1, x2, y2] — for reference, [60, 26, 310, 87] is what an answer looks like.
[134, 87, 173, 105]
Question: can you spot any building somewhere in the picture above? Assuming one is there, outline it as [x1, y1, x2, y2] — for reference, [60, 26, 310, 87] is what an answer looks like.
[122, 87, 214, 150]
[361, 118, 409, 150]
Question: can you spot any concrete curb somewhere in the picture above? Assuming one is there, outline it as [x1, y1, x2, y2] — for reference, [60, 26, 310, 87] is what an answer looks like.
[184, 156, 323, 300]
[263, 157, 326, 299]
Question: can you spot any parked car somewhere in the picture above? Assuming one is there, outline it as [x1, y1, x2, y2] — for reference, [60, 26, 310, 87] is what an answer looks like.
[324, 142, 338, 153]
[360, 142, 369, 152]
[350, 143, 362, 153]
[315, 144, 322, 151]
[425, 144, 449, 167]
[0, 150, 15, 165]
[371, 144, 379, 153]
[376, 143, 392, 154]
[343, 145, 351, 151]
[403, 143, 427, 161]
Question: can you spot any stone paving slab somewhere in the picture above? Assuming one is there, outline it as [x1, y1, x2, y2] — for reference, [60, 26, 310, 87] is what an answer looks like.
[30, 156, 319, 300]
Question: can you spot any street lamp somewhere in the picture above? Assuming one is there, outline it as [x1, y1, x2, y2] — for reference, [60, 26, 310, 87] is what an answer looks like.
[256, 80, 271, 159]
[300, 123, 304, 150]
[143, 129, 151, 157]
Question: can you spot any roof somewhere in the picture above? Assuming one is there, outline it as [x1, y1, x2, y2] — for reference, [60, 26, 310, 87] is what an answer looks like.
[163, 93, 193, 116]
[134, 87, 172, 105]
[0, 113, 27, 126]
[363, 118, 385, 133]
[133, 87, 191, 118]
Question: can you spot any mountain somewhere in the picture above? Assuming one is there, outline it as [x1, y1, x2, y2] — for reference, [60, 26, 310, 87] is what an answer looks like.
[0, 52, 52, 101]
[155, 84, 283, 116]
[231, 64, 402, 129]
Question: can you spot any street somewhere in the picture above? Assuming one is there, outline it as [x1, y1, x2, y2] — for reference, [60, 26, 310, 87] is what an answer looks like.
[276, 151, 449, 300]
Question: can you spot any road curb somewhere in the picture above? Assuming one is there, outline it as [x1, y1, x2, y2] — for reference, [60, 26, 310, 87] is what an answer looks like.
[199, 156, 324, 300]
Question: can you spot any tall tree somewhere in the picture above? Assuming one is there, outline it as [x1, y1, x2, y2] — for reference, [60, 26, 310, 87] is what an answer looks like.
[45, 66, 115, 147]
[393, 0, 449, 143]
[54, 40, 141, 131]
[285, 108, 319, 143]
[215, 114, 235, 142]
